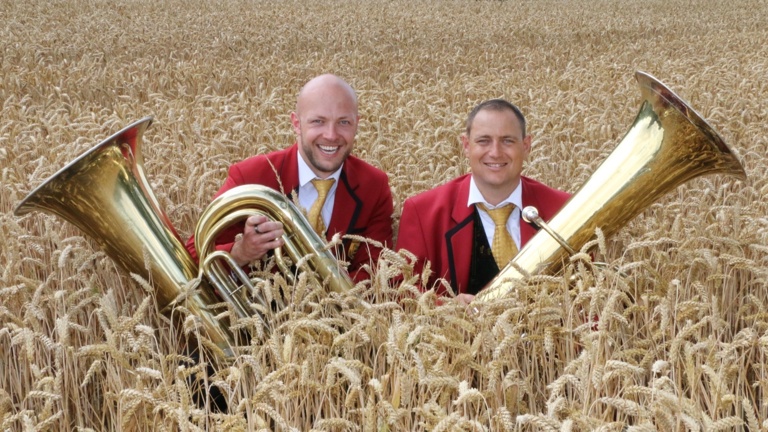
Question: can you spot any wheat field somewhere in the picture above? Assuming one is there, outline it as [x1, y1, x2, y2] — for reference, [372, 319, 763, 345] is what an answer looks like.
[2, 0, 768, 430]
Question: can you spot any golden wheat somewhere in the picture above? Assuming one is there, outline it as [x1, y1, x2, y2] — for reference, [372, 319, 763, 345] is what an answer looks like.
[3, 0, 768, 430]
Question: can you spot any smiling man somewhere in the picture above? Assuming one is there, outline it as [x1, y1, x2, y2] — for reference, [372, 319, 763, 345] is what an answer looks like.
[396, 99, 570, 303]
[186, 74, 394, 282]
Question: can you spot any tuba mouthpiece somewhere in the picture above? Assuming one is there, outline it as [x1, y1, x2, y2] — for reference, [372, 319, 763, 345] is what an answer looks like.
[521, 206, 540, 225]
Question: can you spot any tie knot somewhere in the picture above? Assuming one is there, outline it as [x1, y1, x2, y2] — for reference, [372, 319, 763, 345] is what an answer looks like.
[311, 178, 335, 198]
[478, 203, 515, 226]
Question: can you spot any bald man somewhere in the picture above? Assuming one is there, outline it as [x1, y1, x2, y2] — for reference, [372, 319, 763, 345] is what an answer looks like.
[186, 74, 394, 282]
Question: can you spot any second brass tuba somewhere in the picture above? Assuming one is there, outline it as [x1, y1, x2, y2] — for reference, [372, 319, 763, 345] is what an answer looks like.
[474, 71, 747, 303]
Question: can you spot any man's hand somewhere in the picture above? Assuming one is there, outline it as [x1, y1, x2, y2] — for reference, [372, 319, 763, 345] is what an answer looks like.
[455, 293, 475, 305]
[230, 215, 284, 266]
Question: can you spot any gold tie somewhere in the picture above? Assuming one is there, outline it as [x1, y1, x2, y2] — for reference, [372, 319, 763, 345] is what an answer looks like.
[478, 203, 518, 269]
[308, 178, 335, 235]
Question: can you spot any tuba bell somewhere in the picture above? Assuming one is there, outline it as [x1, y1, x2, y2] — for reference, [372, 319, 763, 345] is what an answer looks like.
[14, 116, 352, 361]
[473, 71, 747, 303]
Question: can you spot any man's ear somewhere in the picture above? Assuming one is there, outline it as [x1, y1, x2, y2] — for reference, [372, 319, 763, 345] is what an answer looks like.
[461, 133, 470, 156]
[290, 112, 301, 136]
[354, 114, 361, 131]
[523, 134, 532, 159]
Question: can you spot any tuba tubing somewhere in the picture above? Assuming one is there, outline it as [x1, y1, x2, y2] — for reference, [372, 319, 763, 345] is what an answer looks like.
[193, 184, 354, 302]
[473, 71, 747, 303]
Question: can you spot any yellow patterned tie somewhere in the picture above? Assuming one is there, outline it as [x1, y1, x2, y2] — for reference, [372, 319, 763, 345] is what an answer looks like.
[478, 203, 518, 269]
[308, 178, 335, 235]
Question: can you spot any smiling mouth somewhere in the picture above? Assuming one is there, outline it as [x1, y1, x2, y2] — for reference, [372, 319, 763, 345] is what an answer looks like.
[485, 162, 507, 168]
[319, 144, 340, 155]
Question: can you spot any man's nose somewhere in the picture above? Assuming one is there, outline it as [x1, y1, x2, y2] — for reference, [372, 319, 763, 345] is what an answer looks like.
[488, 140, 502, 156]
[322, 123, 338, 140]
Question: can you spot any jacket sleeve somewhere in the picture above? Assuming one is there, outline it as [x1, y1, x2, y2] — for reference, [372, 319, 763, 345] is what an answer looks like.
[347, 175, 394, 282]
[394, 198, 433, 289]
[185, 163, 249, 262]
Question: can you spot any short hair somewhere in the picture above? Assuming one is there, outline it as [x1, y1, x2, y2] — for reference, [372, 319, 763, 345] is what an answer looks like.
[465, 99, 527, 137]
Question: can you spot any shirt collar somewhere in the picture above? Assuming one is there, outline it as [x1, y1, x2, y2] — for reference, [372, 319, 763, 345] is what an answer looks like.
[298, 150, 343, 186]
[467, 175, 523, 210]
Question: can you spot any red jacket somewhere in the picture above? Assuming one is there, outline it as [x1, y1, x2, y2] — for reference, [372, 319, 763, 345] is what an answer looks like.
[186, 144, 394, 282]
[396, 174, 570, 295]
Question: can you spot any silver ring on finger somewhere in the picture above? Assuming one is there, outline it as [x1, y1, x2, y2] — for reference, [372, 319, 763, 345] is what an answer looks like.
[254, 224, 262, 234]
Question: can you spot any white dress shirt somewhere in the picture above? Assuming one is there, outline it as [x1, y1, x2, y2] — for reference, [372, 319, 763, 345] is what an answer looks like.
[297, 154, 342, 229]
[466, 176, 523, 249]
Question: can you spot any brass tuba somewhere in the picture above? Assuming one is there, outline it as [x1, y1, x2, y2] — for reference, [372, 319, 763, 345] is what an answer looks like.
[193, 183, 354, 322]
[474, 71, 747, 303]
[14, 117, 352, 361]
